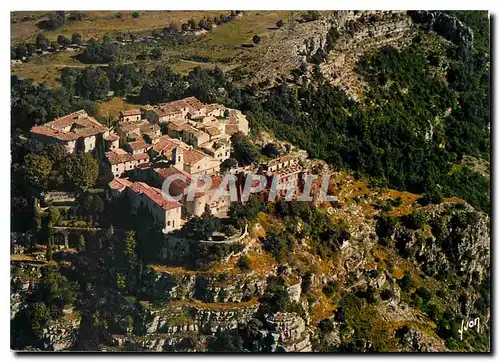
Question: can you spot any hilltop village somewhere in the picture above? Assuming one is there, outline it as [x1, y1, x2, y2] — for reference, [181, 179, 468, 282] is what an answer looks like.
[29, 97, 308, 234]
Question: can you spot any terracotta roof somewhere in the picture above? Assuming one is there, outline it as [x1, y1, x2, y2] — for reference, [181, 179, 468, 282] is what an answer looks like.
[154, 167, 192, 194]
[120, 109, 141, 117]
[30, 110, 108, 141]
[204, 126, 220, 137]
[168, 122, 188, 132]
[183, 125, 206, 138]
[128, 182, 182, 211]
[148, 108, 167, 117]
[127, 139, 150, 151]
[103, 133, 120, 142]
[152, 135, 180, 154]
[109, 178, 133, 191]
[183, 148, 207, 165]
[225, 124, 240, 135]
[159, 96, 205, 115]
[133, 153, 149, 161]
[140, 123, 160, 134]
[105, 149, 135, 165]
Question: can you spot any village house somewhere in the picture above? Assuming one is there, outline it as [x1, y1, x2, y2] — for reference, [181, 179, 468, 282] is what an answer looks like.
[119, 109, 142, 123]
[116, 118, 160, 145]
[108, 180, 183, 233]
[172, 146, 220, 175]
[30, 110, 109, 154]
[224, 109, 249, 136]
[152, 167, 230, 217]
[105, 148, 149, 178]
[148, 135, 183, 159]
[124, 139, 151, 155]
[107, 177, 133, 198]
[199, 138, 231, 163]
[257, 155, 303, 197]
[103, 133, 120, 151]
[144, 107, 169, 124]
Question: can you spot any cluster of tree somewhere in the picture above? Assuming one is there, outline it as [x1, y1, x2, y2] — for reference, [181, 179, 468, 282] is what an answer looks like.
[61, 67, 110, 101]
[38, 11, 66, 31]
[231, 132, 261, 166]
[11, 32, 83, 60]
[138, 65, 234, 105]
[11, 75, 99, 133]
[79, 41, 121, 64]
[61, 63, 147, 100]
[229, 29, 489, 212]
[177, 11, 240, 34]
[16, 145, 100, 192]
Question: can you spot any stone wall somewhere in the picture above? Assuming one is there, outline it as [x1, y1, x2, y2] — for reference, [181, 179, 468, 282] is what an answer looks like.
[140, 266, 267, 303]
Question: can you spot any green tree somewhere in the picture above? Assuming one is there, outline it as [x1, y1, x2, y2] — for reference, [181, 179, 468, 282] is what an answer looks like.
[150, 47, 163, 60]
[131, 11, 140, 19]
[231, 132, 260, 166]
[76, 67, 110, 100]
[77, 234, 86, 252]
[261, 143, 281, 158]
[48, 207, 60, 225]
[62, 153, 99, 190]
[71, 32, 83, 45]
[252, 34, 261, 44]
[124, 231, 138, 275]
[23, 154, 53, 190]
[276, 20, 284, 28]
[220, 157, 238, 172]
[35, 33, 49, 49]
[57, 35, 71, 47]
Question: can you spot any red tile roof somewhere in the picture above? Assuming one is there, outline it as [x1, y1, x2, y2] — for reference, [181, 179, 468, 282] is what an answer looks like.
[127, 139, 150, 151]
[30, 110, 108, 141]
[120, 109, 141, 117]
[129, 182, 182, 211]
[133, 153, 149, 161]
[152, 135, 180, 154]
[109, 178, 133, 191]
[103, 133, 120, 142]
[159, 97, 205, 115]
[105, 150, 135, 165]
[183, 148, 207, 165]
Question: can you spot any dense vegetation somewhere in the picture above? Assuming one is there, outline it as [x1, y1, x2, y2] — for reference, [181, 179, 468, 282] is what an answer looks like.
[229, 25, 489, 212]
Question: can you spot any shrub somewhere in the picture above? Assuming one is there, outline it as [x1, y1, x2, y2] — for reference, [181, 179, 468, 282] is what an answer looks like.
[323, 280, 340, 297]
[131, 12, 140, 19]
[237, 256, 251, 271]
[397, 272, 413, 292]
[404, 211, 426, 230]
[416, 286, 433, 302]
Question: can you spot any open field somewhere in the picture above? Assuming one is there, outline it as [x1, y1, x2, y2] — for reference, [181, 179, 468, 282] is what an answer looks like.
[164, 11, 289, 62]
[11, 11, 293, 89]
[10, 49, 88, 88]
[12, 11, 227, 43]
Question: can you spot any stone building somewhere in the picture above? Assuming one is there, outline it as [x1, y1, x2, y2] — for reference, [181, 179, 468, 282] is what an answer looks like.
[126, 181, 183, 233]
[119, 109, 141, 123]
[29, 110, 109, 154]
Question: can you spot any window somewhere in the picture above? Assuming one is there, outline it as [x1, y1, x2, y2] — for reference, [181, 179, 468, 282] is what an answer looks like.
[167, 221, 170, 226]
